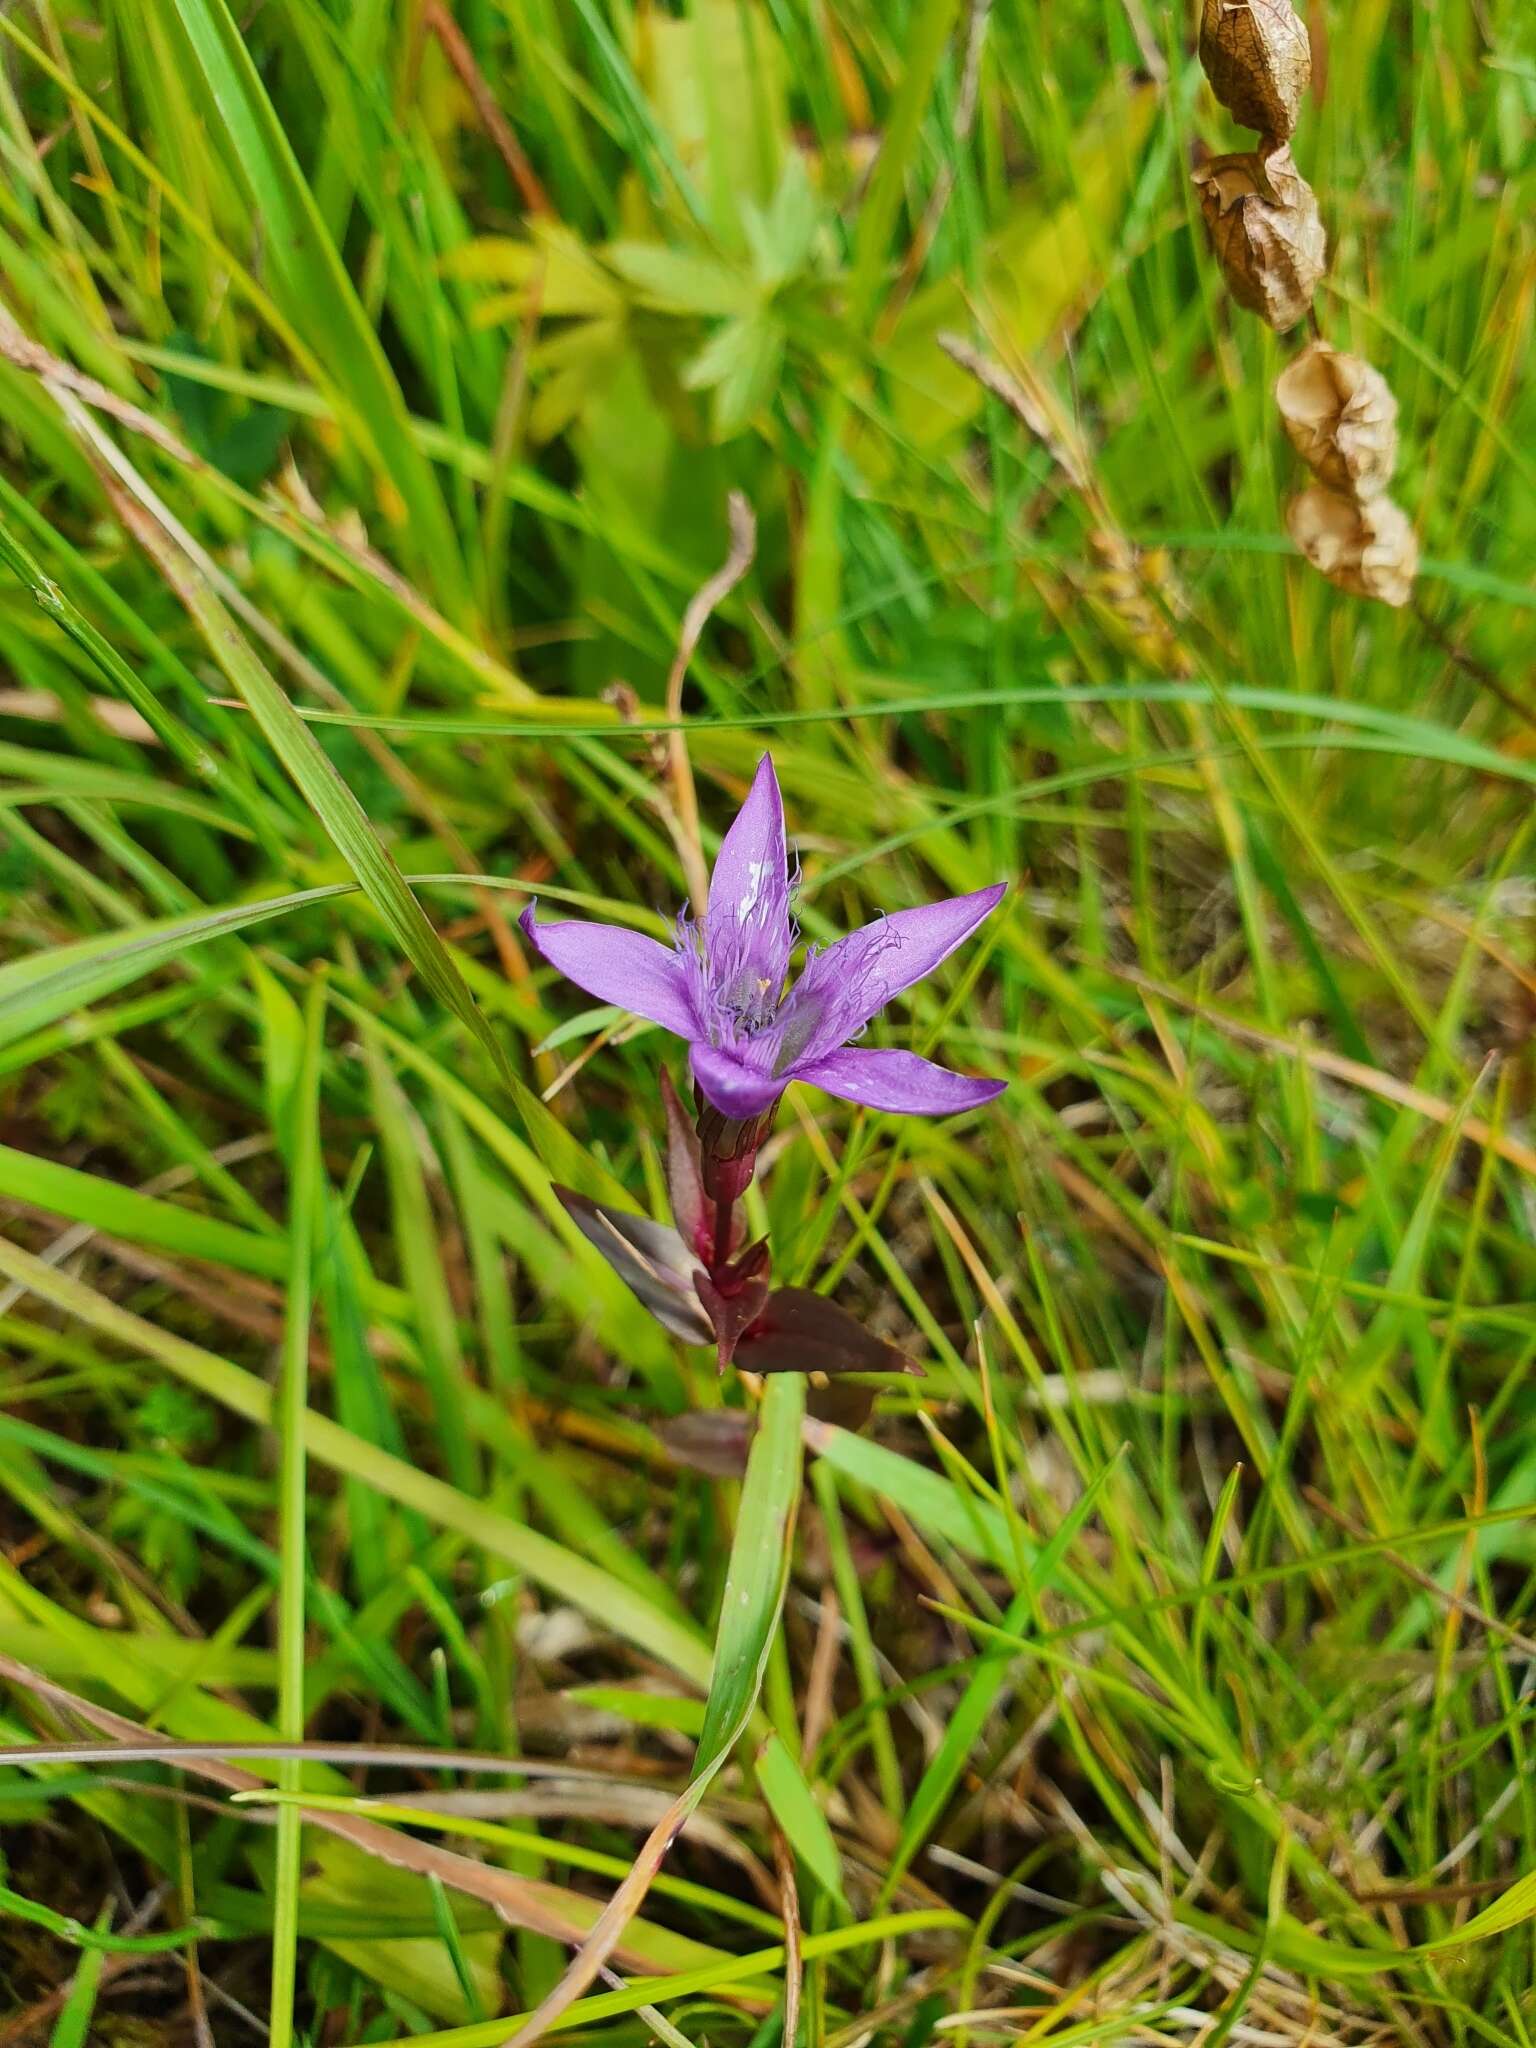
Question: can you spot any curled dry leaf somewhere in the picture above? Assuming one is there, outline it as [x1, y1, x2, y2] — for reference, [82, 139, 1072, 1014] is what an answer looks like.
[1275, 342, 1399, 496]
[1199, 0, 1311, 140]
[1193, 144, 1326, 331]
[1285, 485, 1419, 607]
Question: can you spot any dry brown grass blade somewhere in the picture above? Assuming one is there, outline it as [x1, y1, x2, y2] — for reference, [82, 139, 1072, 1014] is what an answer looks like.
[422, 0, 551, 216]
[495, 1775, 714, 2046]
[936, 329, 1091, 493]
[1301, 1490, 1536, 1659]
[1105, 961, 1536, 1178]
[0, 688, 159, 742]
[664, 491, 757, 916]
[767, 1780, 803, 2048]
[0, 308, 198, 464]
[0, 1653, 719, 1975]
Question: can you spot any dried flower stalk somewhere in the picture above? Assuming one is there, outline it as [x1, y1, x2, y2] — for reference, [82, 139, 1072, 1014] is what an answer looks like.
[1190, 0, 1417, 606]
[1193, 145, 1326, 332]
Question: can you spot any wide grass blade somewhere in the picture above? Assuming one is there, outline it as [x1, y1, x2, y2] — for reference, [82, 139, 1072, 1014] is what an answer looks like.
[0, 1237, 712, 1690]
[155, 0, 470, 613]
[0, 887, 351, 1053]
[268, 977, 325, 2048]
[498, 1373, 809, 2046]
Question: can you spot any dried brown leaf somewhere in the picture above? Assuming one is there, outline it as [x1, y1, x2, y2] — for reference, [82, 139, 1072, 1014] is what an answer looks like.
[1285, 484, 1418, 607]
[1275, 341, 1399, 496]
[1193, 144, 1326, 331]
[1198, 0, 1311, 139]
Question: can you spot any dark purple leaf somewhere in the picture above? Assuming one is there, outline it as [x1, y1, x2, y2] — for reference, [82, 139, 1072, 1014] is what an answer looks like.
[806, 1379, 878, 1433]
[553, 1186, 713, 1346]
[659, 1065, 711, 1260]
[718, 1237, 770, 1288]
[693, 1267, 772, 1372]
[735, 1288, 921, 1377]
[655, 1409, 754, 1478]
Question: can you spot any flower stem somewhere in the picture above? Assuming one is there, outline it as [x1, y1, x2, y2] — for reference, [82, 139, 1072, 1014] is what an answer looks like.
[711, 1195, 734, 1278]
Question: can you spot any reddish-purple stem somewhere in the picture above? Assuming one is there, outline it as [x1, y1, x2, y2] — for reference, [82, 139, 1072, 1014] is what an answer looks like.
[710, 1196, 735, 1280]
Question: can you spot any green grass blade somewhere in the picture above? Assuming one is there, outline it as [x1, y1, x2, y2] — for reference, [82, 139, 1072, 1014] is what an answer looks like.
[155, 0, 470, 614]
[0, 888, 350, 1054]
[269, 976, 325, 2048]
[0, 1235, 712, 1691]
[881, 1458, 1119, 1902]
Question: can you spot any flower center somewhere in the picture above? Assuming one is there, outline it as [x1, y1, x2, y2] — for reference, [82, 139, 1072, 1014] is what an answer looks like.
[675, 913, 787, 1059]
[676, 905, 901, 1076]
[719, 968, 781, 1036]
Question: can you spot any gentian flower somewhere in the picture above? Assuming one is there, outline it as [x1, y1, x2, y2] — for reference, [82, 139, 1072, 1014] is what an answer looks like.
[527, 755, 1006, 1396]
[520, 753, 1005, 1126]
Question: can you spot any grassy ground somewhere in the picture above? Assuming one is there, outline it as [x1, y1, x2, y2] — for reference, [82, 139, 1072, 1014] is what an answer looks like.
[0, 0, 1534, 2039]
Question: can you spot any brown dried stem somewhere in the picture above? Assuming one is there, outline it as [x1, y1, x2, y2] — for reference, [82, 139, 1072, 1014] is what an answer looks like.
[663, 491, 757, 918]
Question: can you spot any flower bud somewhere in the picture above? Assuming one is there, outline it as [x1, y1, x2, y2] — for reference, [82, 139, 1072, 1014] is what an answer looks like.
[1285, 485, 1418, 607]
[1275, 343, 1399, 496]
[694, 1100, 775, 1205]
[1193, 144, 1326, 331]
[1199, 0, 1311, 140]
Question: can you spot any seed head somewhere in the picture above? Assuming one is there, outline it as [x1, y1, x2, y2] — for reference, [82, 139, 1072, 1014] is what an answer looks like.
[1275, 343, 1399, 497]
[1199, 0, 1311, 141]
[1193, 144, 1326, 332]
[1285, 485, 1418, 607]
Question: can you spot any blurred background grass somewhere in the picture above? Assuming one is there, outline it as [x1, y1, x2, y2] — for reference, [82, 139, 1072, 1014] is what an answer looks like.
[1, 0, 1535, 2039]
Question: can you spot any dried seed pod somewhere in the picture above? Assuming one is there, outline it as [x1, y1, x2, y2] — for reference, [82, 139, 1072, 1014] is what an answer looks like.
[1285, 485, 1418, 607]
[1275, 343, 1399, 496]
[1199, 0, 1311, 140]
[1193, 144, 1326, 331]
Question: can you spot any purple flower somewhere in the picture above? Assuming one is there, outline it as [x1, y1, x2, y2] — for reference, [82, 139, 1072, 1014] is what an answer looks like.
[521, 755, 1006, 1121]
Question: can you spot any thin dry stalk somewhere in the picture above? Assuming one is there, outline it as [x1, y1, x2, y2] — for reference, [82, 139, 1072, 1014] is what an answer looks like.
[1106, 961, 1536, 1179]
[663, 491, 757, 917]
[0, 1653, 770, 1993]
[767, 1790, 804, 2048]
[0, 307, 198, 464]
[937, 328, 1197, 675]
[801, 1585, 844, 1761]
[421, 0, 551, 216]
[1302, 1488, 1536, 1659]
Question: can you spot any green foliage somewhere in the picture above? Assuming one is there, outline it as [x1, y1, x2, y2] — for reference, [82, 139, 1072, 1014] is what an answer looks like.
[0, 0, 1534, 2042]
